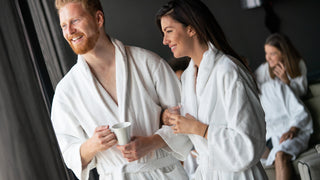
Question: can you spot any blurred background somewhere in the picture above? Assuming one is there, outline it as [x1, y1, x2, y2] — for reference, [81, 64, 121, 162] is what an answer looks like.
[102, 0, 320, 79]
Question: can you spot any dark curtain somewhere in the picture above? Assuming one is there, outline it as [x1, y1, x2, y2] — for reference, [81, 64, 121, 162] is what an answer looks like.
[25, 0, 99, 179]
[0, 0, 70, 179]
[26, 0, 76, 89]
[0, 0, 99, 179]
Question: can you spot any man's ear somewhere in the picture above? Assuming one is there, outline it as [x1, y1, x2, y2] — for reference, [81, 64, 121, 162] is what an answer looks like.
[96, 10, 104, 27]
[187, 25, 196, 37]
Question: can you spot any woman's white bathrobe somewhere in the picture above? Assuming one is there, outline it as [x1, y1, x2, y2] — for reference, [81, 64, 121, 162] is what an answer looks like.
[255, 60, 308, 97]
[51, 39, 192, 180]
[259, 81, 313, 166]
[180, 44, 267, 179]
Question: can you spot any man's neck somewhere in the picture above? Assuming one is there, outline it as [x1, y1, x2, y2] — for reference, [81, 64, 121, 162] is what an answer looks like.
[82, 34, 115, 69]
[83, 34, 118, 104]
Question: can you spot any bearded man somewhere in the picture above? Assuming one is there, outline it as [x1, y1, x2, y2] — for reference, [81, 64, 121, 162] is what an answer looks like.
[51, 0, 192, 179]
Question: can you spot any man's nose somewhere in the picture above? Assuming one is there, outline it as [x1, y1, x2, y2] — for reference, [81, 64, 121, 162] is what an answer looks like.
[66, 24, 76, 35]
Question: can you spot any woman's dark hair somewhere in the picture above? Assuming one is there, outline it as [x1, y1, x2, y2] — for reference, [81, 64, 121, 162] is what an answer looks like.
[168, 56, 191, 72]
[156, 0, 249, 70]
[265, 33, 302, 79]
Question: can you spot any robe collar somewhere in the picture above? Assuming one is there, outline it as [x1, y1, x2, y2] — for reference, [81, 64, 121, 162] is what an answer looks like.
[113, 38, 129, 123]
[76, 38, 129, 124]
[194, 43, 223, 96]
[182, 43, 223, 119]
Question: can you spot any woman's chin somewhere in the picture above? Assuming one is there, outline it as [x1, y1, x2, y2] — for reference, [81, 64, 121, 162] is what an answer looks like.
[268, 63, 277, 69]
[173, 54, 183, 59]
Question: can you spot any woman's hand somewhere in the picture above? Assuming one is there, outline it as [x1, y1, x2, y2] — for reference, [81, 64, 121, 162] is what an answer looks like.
[162, 109, 172, 126]
[273, 62, 290, 85]
[161, 105, 181, 126]
[279, 127, 299, 144]
[168, 113, 208, 137]
[116, 135, 166, 162]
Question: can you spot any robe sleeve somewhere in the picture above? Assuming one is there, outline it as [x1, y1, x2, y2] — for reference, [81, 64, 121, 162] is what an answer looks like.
[289, 60, 308, 97]
[208, 70, 266, 171]
[279, 83, 313, 133]
[51, 87, 95, 180]
[152, 59, 193, 160]
[254, 62, 269, 85]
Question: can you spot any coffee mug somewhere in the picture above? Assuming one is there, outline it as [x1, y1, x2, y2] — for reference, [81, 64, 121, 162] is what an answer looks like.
[111, 122, 131, 145]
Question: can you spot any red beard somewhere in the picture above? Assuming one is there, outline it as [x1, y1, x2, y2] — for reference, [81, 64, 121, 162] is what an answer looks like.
[67, 31, 100, 55]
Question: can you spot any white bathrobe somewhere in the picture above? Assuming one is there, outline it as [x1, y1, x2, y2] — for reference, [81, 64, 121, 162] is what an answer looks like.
[255, 60, 308, 97]
[51, 39, 192, 180]
[180, 44, 267, 179]
[259, 81, 313, 166]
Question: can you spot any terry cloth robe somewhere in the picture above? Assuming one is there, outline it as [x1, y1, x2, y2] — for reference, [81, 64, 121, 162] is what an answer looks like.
[180, 43, 268, 180]
[51, 39, 192, 180]
[255, 60, 307, 97]
[259, 81, 313, 166]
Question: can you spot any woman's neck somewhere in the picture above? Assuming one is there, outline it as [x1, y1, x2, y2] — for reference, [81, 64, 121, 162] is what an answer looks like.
[191, 42, 208, 67]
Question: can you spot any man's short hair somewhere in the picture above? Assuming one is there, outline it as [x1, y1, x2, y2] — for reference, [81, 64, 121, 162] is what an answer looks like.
[55, 0, 104, 17]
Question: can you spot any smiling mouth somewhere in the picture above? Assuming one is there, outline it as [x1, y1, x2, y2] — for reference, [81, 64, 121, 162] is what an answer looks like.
[69, 35, 84, 44]
[170, 45, 176, 52]
[72, 36, 82, 41]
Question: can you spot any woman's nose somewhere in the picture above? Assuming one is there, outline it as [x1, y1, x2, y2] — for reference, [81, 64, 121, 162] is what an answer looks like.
[163, 35, 169, 45]
[266, 55, 270, 61]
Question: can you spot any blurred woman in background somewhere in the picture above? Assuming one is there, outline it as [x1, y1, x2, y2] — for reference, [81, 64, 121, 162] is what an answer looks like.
[255, 33, 308, 97]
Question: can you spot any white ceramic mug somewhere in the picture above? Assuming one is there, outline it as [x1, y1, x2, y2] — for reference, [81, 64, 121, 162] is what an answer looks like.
[111, 122, 131, 145]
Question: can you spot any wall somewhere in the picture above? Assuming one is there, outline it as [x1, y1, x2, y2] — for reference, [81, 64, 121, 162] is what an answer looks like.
[206, 0, 320, 79]
[101, 0, 320, 80]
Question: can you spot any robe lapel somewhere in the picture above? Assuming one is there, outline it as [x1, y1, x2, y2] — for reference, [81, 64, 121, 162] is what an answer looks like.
[182, 44, 222, 124]
[182, 60, 198, 119]
[77, 39, 130, 126]
[77, 55, 119, 126]
[196, 44, 222, 96]
[113, 39, 129, 123]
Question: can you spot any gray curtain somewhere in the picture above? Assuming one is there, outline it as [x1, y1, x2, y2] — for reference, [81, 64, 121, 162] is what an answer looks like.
[27, 0, 76, 89]
[0, 0, 72, 179]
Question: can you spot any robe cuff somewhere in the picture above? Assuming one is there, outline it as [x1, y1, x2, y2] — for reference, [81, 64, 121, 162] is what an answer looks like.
[67, 142, 96, 180]
[81, 158, 96, 180]
[155, 126, 193, 161]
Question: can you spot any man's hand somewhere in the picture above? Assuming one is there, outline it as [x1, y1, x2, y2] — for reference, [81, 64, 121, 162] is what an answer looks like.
[117, 135, 166, 162]
[80, 125, 117, 168]
[89, 126, 117, 152]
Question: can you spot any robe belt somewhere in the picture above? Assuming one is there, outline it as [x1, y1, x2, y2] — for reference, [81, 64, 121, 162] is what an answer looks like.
[98, 155, 179, 176]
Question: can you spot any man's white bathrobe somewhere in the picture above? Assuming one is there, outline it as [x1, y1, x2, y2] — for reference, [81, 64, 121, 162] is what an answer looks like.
[259, 81, 313, 166]
[180, 44, 267, 179]
[255, 60, 308, 97]
[51, 39, 192, 180]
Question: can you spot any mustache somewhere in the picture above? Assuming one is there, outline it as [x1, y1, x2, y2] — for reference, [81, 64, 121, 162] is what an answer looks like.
[67, 33, 85, 41]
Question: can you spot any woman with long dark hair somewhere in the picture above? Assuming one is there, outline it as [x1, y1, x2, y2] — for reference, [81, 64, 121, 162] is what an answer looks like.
[157, 0, 267, 179]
